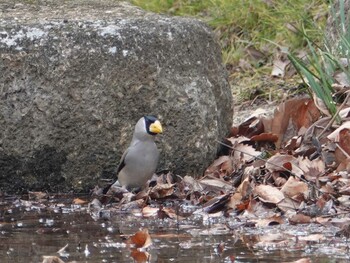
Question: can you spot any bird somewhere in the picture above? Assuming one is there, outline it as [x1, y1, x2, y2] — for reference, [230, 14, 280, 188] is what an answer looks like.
[103, 115, 163, 194]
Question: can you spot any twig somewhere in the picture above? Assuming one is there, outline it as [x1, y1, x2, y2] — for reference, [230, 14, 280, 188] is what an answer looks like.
[319, 211, 350, 218]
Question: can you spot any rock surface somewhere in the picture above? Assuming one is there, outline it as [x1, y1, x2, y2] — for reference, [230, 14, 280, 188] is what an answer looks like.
[0, 0, 233, 193]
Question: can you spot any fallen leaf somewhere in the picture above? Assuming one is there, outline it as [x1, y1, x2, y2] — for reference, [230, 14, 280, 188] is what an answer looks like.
[149, 183, 174, 199]
[227, 192, 243, 210]
[130, 249, 150, 263]
[280, 177, 308, 199]
[313, 93, 331, 116]
[233, 144, 261, 163]
[250, 133, 278, 143]
[271, 98, 320, 148]
[277, 197, 301, 212]
[266, 154, 304, 177]
[254, 185, 284, 204]
[199, 178, 233, 192]
[337, 129, 350, 162]
[327, 121, 350, 142]
[339, 107, 350, 118]
[288, 213, 311, 224]
[182, 176, 203, 192]
[236, 177, 251, 197]
[205, 156, 232, 176]
[142, 206, 158, 218]
[161, 207, 182, 219]
[234, 117, 265, 138]
[73, 198, 88, 205]
[128, 229, 152, 249]
[297, 156, 325, 182]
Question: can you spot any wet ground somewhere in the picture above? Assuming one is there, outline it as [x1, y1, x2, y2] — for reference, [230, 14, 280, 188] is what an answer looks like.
[0, 194, 349, 263]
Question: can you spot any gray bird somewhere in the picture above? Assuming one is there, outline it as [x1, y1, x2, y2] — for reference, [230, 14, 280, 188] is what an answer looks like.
[104, 115, 163, 193]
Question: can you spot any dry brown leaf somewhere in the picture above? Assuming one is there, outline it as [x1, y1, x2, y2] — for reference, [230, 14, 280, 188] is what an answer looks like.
[142, 206, 180, 219]
[315, 216, 331, 225]
[288, 213, 311, 224]
[182, 175, 203, 192]
[338, 129, 350, 157]
[149, 183, 174, 199]
[245, 198, 278, 218]
[339, 107, 350, 118]
[327, 122, 350, 142]
[336, 158, 350, 172]
[128, 229, 152, 249]
[284, 136, 303, 151]
[142, 206, 158, 218]
[199, 178, 233, 192]
[73, 198, 88, 205]
[266, 154, 304, 177]
[254, 185, 284, 204]
[297, 156, 325, 182]
[236, 116, 265, 137]
[277, 197, 300, 212]
[233, 144, 261, 163]
[236, 177, 251, 197]
[162, 207, 182, 219]
[280, 177, 308, 199]
[292, 99, 320, 132]
[130, 249, 150, 263]
[313, 93, 331, 116]
[228, 177, 252, 210]
[271, 98, 320, 148]
[227, 193, 242, 209]
[205, 155, 232, 175]
[250, 133, 278, 143]
[235, 199, 250, 212]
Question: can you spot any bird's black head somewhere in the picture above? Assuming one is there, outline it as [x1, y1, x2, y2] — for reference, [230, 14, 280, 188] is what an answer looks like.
[144, 115, 163, 135]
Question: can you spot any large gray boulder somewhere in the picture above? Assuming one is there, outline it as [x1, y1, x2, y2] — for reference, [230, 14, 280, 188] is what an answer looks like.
[0, 0, 233, 193]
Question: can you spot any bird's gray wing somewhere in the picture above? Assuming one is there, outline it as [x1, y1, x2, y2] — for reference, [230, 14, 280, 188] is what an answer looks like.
[115, 148, 129, 176]
[102, 147, 130, 194]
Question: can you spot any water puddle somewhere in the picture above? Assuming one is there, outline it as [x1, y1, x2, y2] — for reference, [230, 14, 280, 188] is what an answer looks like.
[0, 195, 349, 262]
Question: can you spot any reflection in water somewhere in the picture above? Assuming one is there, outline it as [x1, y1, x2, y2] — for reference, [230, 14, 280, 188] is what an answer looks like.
[0, 196, 349, 263]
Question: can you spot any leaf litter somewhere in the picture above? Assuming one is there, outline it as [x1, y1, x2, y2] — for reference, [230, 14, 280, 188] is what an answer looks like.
[86, 96, 350, 262]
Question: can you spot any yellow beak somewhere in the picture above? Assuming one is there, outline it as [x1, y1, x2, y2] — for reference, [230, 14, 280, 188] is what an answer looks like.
[149, 120, 163, 134]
